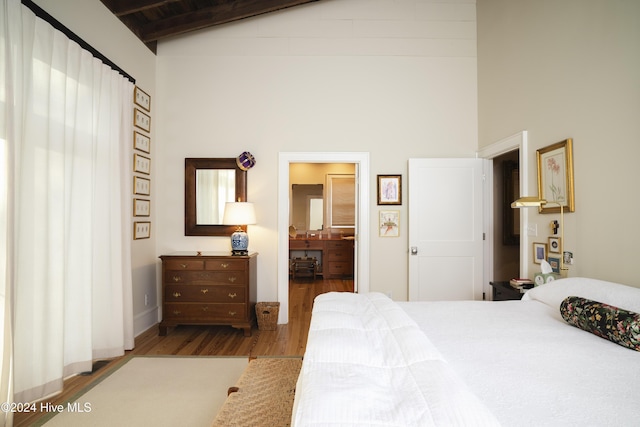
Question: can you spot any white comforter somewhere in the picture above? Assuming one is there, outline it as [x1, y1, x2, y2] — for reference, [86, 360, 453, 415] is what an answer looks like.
[400, 278, 640, 427]
[292, 292, 500, 426]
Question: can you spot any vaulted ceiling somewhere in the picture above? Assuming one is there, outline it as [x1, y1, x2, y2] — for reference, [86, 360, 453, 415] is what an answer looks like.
[100, 0, 323, 53]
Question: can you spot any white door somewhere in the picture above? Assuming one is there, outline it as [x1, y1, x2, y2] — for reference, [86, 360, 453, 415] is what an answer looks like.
[408, 158, 484, 301]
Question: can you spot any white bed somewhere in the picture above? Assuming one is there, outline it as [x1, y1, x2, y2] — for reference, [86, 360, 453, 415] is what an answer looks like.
[292, 278, 640, 426]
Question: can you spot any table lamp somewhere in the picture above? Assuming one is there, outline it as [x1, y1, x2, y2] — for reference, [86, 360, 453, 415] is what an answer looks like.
[222, 202, 256, 255]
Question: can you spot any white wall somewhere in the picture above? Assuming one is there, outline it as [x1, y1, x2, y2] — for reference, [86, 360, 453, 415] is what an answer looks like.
[155, 0, 479, 305]
[32, 0, 160, 333]
[478, 0, 640, 287]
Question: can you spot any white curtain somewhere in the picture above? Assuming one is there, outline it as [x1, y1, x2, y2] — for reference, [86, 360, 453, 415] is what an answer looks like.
[1, 0, 134, 410]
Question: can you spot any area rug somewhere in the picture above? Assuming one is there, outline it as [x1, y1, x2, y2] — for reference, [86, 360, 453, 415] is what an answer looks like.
[40, 356, 249, 427]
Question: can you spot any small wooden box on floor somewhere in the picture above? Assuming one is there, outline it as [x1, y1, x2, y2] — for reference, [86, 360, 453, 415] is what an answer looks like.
[159, 252, 258, 337]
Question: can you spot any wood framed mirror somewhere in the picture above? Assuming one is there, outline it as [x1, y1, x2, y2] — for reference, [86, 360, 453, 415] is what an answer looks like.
[185, 158, 247, 236]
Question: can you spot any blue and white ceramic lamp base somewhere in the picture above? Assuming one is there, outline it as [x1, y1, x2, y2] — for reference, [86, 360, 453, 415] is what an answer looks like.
[231, 230, 249, 255]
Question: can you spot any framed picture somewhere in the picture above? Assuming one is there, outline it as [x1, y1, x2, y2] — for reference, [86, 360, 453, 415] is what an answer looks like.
[379, 210, 399, 237]
[133, 198, 150, 217]
[533, 242, 548, 264]
[133, 176, 150, 195]
[133, 221, 151, 239]
[134, 107, 151, 132]
[134, 86, 151, 111]
[377, 175, 401, 205]
[537, 138, 574, 213]
[134, 131, 150, 153]
[548, 236, 561, 254]
[548, 256, 561, 273]
[563, 251, 574, 265]
[134, 153, 151, 175]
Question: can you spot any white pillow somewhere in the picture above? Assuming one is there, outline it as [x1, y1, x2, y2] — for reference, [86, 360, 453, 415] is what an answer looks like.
[522, 277, 640, 314]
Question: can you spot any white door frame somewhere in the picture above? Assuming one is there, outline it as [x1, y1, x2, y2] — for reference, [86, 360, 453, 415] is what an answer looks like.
[277, 152, 370, 324]
[477, 131, 530, 291]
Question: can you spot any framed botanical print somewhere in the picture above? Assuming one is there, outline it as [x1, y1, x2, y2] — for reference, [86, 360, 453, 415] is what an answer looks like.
[134, 153, 151, 175]
[379, 210, 399, 237]
[377, 175, 401, 205]
[134, 131, 150, 153]
[537, 138, 575, 213]
[133, 221, 151, 239]
[134, 86, 151, 111]
[134, 108, 151, 132]
[133, 176, 151, 196]
[133, 198, 150, 217]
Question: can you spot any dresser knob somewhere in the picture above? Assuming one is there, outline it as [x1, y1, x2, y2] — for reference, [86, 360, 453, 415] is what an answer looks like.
[200, 289, 209, 294]
[228, 292, 237, 299]
[228, 311, 236, 316]
[173, 310, 181, 315]
[172, 276, 182, 282]
[220, 263, 230, 269]
[202, 306, 209, 312]
[172, 292, 181, 298]
[180, 263, 188, 269]
[228, 276, 237, 283]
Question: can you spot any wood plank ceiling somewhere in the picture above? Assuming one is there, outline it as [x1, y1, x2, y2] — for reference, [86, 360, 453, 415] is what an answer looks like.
[100, 0, 323, 53]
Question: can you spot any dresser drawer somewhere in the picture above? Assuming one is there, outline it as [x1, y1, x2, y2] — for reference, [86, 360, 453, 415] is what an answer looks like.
[205, 259, 247, 271]
[165, 270, 247, 285]
[327, 261, 351, 276]
[326, 240, 351, 250]
[165, 285, 245, 302]
[326, 247, 352, 261]
[164, 259, 205, 271]
[289, 239, 323, 250]
[164, 303, 247, 321]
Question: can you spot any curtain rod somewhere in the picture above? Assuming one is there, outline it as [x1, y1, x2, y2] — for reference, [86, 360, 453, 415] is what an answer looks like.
[21, 0, 135, 84]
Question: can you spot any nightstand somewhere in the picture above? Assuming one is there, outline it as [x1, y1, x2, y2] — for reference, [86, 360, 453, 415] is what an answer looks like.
[490, 281, 524, 301]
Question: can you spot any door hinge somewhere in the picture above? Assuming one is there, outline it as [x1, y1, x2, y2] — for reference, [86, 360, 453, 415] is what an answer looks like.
[482, 232, 486, 240]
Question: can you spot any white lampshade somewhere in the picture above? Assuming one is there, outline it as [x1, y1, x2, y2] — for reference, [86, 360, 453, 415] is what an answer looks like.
[223, 202, 256, 226]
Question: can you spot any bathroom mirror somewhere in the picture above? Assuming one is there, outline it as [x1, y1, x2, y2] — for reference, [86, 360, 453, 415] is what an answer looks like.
[185, 158, 247, 236]
[291, 184, 324, 232]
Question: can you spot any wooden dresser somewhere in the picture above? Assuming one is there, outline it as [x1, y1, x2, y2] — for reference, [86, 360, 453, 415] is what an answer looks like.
[159, 252, 257, 337]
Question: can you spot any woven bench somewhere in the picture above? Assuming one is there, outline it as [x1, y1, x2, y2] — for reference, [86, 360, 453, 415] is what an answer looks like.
[212, 358, 302, 427]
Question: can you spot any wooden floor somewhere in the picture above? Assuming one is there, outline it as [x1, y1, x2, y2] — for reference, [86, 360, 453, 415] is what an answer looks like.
[15, 278, 353, 427]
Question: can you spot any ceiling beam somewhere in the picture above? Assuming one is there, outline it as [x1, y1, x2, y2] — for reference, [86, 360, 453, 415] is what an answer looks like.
[138, 0, 321, 43]
[100, 0, 182, 17]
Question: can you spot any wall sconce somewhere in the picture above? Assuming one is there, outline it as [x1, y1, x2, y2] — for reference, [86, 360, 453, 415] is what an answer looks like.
[222, 202, 256, 255]
[511, 196, 568, 272]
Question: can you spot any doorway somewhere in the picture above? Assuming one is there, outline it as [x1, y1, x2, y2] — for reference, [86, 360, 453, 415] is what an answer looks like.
[277, 152, 370, 324]
[492, 151, 520, 282]
[477, 131, 531, 291]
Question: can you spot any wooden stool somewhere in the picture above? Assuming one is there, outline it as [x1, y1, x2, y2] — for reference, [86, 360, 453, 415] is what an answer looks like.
[291, 257, 317, 281]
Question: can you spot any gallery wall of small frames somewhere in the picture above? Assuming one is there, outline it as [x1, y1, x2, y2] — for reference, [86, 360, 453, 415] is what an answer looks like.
[133, 86, 151, 239]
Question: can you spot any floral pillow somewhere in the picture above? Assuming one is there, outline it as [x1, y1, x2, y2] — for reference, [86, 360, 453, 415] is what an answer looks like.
[560, 296, 640, 351]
